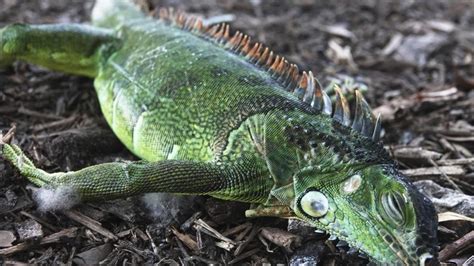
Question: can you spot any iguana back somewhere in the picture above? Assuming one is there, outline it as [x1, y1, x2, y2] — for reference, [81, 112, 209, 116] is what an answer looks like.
[94, 15, 307, 163]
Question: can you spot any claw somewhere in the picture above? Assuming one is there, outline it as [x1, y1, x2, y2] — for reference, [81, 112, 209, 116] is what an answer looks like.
[1, 125, 16, 145]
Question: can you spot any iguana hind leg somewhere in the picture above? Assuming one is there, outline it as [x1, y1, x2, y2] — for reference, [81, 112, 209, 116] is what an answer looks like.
[0, 23, 118, 77]
[2, 143, 237, 202]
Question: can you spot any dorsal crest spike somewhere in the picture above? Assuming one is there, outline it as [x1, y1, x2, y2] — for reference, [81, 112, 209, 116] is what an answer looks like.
[207, 24, 219, 35]
[270, 55, 282, 72]
[303, 71, 315, 103]
[352, 89, 376, 137]
[299, 71, 309, 89]
[184, 16, 196, 30]
[159, 8, 169, 20]
[333, 85, 351, 126]
[372, 113, 382, 142]
[246, 42, 260, 60]
[240, 35, 252, 54]
[276, 59, 288, 76]
[212, 23, 226, 39]
[192, 18, 203, 32]
[222, 24, 230, 40]
[251, 43, 263, 62]
[293, 71, 308, 99]
[168, 8, 176, 21]
[176, 12, 186, 27]
[258, 47, 270, 65]
[265, 51, 275, 67]
[228, 31, 242, 48]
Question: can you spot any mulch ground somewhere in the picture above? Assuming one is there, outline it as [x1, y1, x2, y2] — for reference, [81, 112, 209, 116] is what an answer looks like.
[0, 0, 473, 264]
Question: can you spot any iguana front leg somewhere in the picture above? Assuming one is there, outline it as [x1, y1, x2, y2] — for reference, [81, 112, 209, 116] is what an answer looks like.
[0, 23, 118, 77]
[2, 144, 244, 202]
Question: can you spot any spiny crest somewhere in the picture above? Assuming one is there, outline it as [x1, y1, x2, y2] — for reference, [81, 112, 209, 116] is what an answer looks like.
[157, 8, 381, 142]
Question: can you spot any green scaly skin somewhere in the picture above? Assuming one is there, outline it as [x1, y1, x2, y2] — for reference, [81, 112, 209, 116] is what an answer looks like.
[0, 0, 438, 264]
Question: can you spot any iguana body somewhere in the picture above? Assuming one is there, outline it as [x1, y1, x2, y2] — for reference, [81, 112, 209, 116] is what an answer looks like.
[0, 0, 438, 264]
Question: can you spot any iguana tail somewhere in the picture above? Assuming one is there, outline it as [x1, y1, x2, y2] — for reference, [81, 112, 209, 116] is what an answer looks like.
[92, 0, 146, 28]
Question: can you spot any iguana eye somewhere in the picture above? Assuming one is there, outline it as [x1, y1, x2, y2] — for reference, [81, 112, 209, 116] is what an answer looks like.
[381, 192, 406, 226]
[300, 191, 328, 218]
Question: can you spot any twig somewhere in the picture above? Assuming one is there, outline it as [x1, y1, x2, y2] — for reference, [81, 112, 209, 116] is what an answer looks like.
[1, 124, 16, 144]
[194, 219, 237, 245]
[222, 222, 252, 237]
[401, 165, 465, 178]
[428, 158, 463, 192]
[228, 247, 260, 264]
[234, 226, 259, 256]
[32, 115, 77, 132]
[17, 106, 64, 120]
[439, 230, 474, 262]
[146, 229, 159, 255]
[184, 255, 221, 265]
[0, 227, 78, 256]
[63, 210, 117, 240]
[171, 226, 198, 252]
[437, 157, 474, 166]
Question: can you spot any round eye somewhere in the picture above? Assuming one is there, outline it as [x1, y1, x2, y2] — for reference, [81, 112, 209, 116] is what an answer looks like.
[300, 191, 329, 218]
[381, 192, 406, 226]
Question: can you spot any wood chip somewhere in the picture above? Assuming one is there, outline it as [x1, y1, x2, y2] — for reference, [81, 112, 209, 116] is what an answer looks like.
[437, 158, 474, 166]
[222, 222, 252, 237]
[438, 212, 474, 223]
[439, 230, 474, 262]
[0, 227, 78, 256]
[15, 219, 43, 241]
[401, 166, 466, 178]
[259, 227, 302, 253]
[0, 231, 16, 248]
[194, 219, 236, 246]
[234, 226, 259, 256]
[393, 147, 442, 160]
[228, 247, 260, 264]
[63, 210, 117, 240]
[171, 226, 198, 252]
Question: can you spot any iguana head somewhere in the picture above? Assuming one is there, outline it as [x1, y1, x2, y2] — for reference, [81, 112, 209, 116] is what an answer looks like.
[267, 118, 439, 264]
[289, 164, 438, 264]
[255, 74, 438, 264]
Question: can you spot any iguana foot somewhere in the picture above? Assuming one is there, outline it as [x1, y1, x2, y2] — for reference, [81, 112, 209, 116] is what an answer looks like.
[2, 143, 56, 187]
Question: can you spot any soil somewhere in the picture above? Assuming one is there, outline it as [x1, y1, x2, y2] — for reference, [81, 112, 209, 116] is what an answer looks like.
[0, 0, 473, 265]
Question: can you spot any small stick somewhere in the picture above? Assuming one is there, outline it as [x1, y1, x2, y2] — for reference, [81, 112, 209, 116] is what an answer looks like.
[437, 157, 474, 166]
[194, 219, 236, 245]
[146, 229, 159, 255]
[63, 210, 117, 240]
[428, 158, 463, 192]
[439, 230, 474, 262]
[1, 124, 16, 144]
[228, 247, 260, 264]
[0, 227, 78, 256]
[171, 226, 198, 252]
[234, 226, 259, 256]
[17, 106, 64, 120]
[222, 222, 252, 237]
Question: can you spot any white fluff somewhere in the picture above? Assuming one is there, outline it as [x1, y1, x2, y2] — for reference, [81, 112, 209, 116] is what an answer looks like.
[141, 193, 195, 225]
[32, 186, 80, 211]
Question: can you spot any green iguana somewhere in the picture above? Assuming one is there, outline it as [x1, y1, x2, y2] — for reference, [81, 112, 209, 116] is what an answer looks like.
[0, 0, 438, 264]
